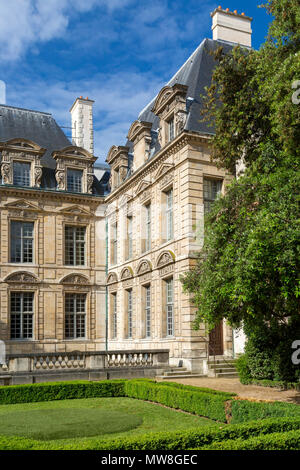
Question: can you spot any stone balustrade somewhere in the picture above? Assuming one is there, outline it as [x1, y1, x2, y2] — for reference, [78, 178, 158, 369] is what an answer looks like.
[107, 352, 153, 368]
[0, 349, 169, 385]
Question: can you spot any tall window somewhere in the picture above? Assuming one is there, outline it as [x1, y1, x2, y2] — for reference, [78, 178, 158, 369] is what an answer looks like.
[67, 169, 83, 193]
[111, 222, 118, 265]
[166, 278, 174, 336]
[11, 221, 34, 263]
[145, 285, 151, 338]
[65, 226, 86, 266]
[203, 178, 222, 214]
[126, 216, 133, 260]
[13, 161, 31, 187]
[65, 293, 86, 339]
[168, 117, 175, 142]
[111, 293, 117, 339]
[166, 189, 173, 241]
[10, 292, 34, 339]
[127, 289, 133, 339]
[145, 204, 151, 251]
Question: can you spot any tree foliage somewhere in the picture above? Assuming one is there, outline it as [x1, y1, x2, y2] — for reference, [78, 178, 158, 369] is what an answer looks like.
[181, 0, 300, 333]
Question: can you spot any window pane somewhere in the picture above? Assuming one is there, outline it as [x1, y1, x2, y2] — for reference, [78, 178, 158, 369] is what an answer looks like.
[112, 294, 117, 339]
[146, 204, 151, 251]
[146, 286, 151, 338]
[166, 189, 173, 240]
[127, 289, 132, 338]
[65, 293, 86, 339]
[13, 162, 31, 187]
[127, 217, 132, 259]
[67, 169, 83, 193]
[203, 178, 222, 214]
[65, 226, 85, 265]
[168, 118, 175, 141]
[11, 221, 33, 263]
[10, 292, 33, 339]
[166, 278, 174, 336]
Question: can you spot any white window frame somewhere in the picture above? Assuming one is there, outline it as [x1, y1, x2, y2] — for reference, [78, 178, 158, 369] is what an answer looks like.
[166, 188, 173, 241]
[10, 292, 34, 340]
[166, 278, 174, 337]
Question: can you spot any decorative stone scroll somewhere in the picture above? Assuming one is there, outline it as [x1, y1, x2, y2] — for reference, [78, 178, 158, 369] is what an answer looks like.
[4, 272, 40, 284]
[136, 259, 152, 276]
[107, 272, 118, 285]
[60, 274, 90, 285]
[120, 267, 134, 281]
[156, 250, 175, 268]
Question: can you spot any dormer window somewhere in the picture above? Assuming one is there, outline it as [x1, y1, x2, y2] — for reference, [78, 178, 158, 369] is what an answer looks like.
[67, 168, 83, 193]
[168, 117, 175, 142]
[13, 161, 31, 187]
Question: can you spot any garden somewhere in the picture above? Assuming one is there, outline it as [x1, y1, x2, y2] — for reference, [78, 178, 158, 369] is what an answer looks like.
[1, 379, 300, 450]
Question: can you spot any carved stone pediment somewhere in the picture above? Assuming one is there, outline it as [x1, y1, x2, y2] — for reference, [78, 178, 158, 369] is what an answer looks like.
[4, 272, 40, 283]
[155, 163, 174, 180]
[127, 120, 152, 143]
[4, 199, 41, 212]
[106, 145, 129, 165]
[58, 205, 92, 217]
[0, 138, 45, 154]
[60, 274, 90, 285]
[53, 146, 94, 160]
[135, 179, 151, 196]
[156, 250, 175, 268]
[136, 259, 152, 276]
[119, 193, 133, 208]
[151, 84, 188, 116]
[120, 267, 134, 281]
[107, 272, 118, 285]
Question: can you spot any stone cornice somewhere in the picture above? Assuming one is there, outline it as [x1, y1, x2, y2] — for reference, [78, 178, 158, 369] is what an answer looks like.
[0, 185, 105, 206]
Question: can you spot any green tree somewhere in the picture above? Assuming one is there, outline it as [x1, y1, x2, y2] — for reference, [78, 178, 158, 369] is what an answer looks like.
[181, 0, 300, 340]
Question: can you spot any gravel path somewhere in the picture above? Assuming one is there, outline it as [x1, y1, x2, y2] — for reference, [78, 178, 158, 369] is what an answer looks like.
[157, 378, 300, 404]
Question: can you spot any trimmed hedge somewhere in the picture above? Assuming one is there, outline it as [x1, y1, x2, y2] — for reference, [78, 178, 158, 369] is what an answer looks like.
[1, 379, 300, 450]
[124, 380, 228, 422]
[155, 381, 236, 398]
[87, 417, 300, 451]
[230, 398, 300, 424]
[201, 429, 300, 450]
[0, 380, 126, 404]
[1, 416, 300, 450]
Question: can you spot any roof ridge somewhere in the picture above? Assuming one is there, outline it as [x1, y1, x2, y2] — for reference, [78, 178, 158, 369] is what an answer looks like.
[0, 104, 52, 116]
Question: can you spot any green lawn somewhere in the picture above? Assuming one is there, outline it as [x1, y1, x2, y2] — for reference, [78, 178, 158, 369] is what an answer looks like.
[0, 397, 218, 445]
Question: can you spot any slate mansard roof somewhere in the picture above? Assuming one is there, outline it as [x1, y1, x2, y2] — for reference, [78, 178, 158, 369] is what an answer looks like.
[0, 105, 110, 195]
[125, 38, 234, 166]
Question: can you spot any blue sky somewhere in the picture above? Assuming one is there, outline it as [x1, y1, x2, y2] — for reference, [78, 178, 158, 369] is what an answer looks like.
[0, 0, 272, 162]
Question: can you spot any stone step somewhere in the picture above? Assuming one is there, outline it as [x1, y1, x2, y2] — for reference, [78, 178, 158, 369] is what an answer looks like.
[163, 370, 191, 377]
[209, 363, 236, 370]
[214, 371, 239, 378]
[211, 368, 237, 373]
[157, 374, 206, 380]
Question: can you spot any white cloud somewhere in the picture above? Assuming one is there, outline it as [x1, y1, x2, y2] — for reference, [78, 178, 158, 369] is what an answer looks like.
[0, 0, 132, 62]
[6, 71, 164, 160]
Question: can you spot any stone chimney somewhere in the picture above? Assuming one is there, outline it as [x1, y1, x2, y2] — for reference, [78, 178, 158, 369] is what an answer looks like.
[70, 96, 94, 154]
[0, 80, 6, 105]
[211, 7, 252, 47]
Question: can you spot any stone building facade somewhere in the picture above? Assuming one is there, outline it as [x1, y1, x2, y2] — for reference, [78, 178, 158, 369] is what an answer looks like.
[0, 7, 251, 382]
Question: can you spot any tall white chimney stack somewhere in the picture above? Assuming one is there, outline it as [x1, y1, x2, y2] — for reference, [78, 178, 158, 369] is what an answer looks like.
[70, 96, 94, 154]
[0, 81, 6, 104]
[211, 7, 252, 47]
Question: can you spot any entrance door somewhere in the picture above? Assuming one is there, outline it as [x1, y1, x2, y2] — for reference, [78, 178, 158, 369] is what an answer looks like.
[209, 322, 223, 355]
